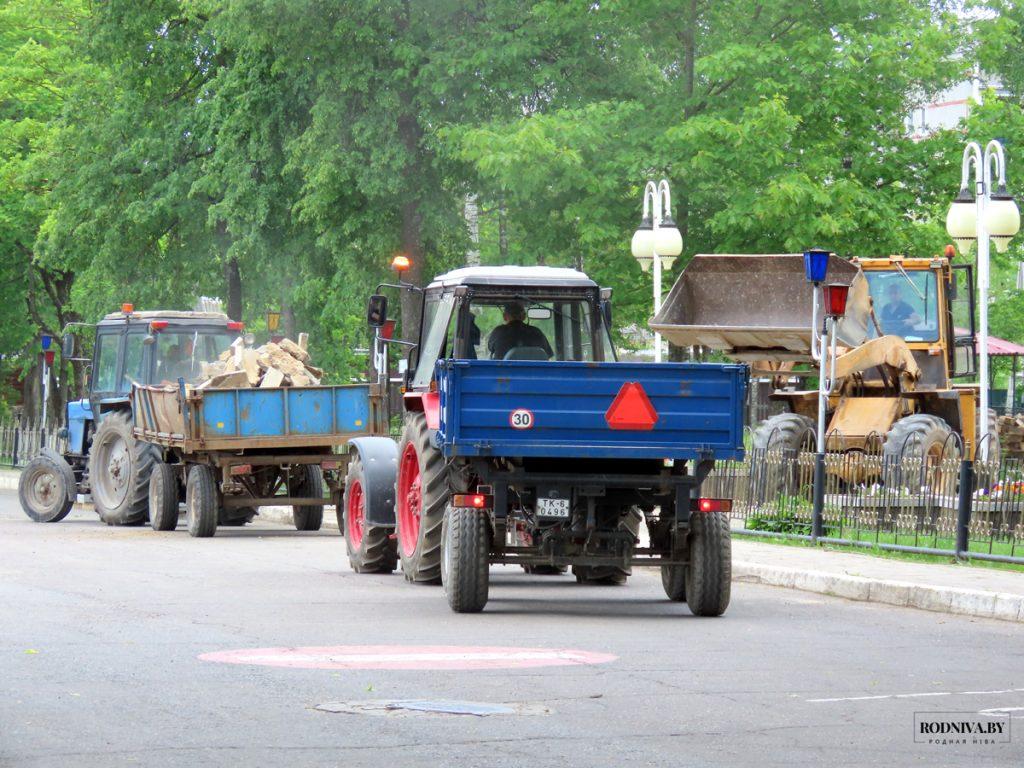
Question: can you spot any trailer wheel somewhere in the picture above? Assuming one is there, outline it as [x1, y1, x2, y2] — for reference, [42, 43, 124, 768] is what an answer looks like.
[89, 410, 159, 526]
[395, 412, 447, 583]
[290, 465, 324, 531]
[148, 462, 179, 531]
[441, 506, 491, 613]
[185, 465, 219, 538]
[661, 565, 686, 602]
[684, 510, 731, 616]
[19, 454, 74, 523]
[344, 455, 397, 573]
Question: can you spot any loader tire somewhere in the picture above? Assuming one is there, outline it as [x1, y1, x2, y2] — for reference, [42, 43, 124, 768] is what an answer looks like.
[685, 510, 731, 617]
[442, 506, 491, 613]
[89, 411, 159, 526]
[19, 454, 74, 523]
[752, 412, 816, 453]
[185, 465, 219, 538]
[395, 412, 447, 584]
[290, 465, 324, 531]
[148, 462, 180, 531]
[751, 412, 816, 503]
[344, 454, 397, 573]
[883, 415, 955, 465]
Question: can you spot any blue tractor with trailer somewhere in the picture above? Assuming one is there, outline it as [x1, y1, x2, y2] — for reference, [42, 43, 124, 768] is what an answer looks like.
[342, 264, 747, 614]
[18, 306, 388, 537]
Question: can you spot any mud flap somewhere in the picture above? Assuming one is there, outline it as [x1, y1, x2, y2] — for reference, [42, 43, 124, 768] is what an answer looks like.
[348, 437, 398, 527]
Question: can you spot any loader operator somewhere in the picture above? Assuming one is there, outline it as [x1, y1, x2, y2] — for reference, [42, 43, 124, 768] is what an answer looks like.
[879, 283, 921, 337]
[487, 301, 553, 361]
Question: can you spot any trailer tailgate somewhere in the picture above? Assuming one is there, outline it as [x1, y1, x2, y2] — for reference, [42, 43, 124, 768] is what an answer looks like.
[436, 360, 746, 460]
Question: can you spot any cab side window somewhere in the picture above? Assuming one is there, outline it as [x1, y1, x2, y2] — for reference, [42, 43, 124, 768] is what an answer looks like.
[93, 333, 120, 392]
[121, 333, 146, 392]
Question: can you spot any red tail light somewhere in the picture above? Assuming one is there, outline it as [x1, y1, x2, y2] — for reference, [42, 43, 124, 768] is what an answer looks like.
[823, 283, 849, 318]
[227, 321, 244, 331]
[150, 320, 168, 331]
[381, 319, 396, 340]
[229, 464, 252, 476]
[694, 498, 732, 513]
[453, 493, 491, 509]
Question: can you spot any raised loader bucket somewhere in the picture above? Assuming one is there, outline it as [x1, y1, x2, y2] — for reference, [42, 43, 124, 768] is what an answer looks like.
[650, 253, 861, 362]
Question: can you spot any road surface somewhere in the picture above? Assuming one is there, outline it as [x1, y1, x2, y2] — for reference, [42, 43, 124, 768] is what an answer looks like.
[1, 492, 1019, 767]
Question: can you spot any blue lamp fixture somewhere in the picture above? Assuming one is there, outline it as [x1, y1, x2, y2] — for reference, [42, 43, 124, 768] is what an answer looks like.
[803, 248, 830, 283]
[40, 334, 52, 351]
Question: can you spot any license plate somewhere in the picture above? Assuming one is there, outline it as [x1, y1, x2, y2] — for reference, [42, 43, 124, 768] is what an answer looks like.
[537, 497, 570, 518]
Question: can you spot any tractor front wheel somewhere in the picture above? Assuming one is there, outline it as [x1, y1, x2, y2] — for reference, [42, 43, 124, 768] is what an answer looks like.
[344, 454, 397, 573]
[19, 454, 74, 523]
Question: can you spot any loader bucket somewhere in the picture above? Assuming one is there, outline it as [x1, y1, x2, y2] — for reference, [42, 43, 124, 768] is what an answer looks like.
[650, 253, 861, 362]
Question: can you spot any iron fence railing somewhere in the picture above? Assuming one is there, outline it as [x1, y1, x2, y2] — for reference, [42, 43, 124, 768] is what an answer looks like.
[705, 429, 1024, 563]
[0, 419, 67, 468]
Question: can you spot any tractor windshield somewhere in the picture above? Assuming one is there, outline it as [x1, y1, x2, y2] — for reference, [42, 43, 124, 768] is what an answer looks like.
[155, 329, 236, 385]
[865, 270, 940, 342]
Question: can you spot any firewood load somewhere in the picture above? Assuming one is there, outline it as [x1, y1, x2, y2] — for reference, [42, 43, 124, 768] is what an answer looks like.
[998, 414, 1024, 458]
[197, 333, 323, 389]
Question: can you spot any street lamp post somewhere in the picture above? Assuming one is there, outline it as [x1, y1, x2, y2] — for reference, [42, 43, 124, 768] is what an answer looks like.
[632, 180, 683, 363]
[946, 140, 1021, 461]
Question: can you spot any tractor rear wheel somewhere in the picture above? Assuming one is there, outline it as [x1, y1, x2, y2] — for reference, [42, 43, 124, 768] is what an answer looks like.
[395, 412, 447, 583]
[89, 411, 159, 526]
[344, 454, 397, 573]
[290, 465, 324, 531]
[19, 454, 74, 523]
[684, 510, 731, 616]
[148, 462, 180, 531]
[441, 506, 491, 613]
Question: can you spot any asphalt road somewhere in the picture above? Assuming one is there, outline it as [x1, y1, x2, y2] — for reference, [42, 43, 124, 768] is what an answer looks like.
[1, 491, 1021, 768]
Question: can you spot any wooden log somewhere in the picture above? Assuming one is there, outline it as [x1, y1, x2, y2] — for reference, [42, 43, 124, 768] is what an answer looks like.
[241, 349, 261, 386]
[198, 370, 250, 389]
[297, 332, 309, 351]
[278, 338, 310, 363]
[259, 367, 285, 388]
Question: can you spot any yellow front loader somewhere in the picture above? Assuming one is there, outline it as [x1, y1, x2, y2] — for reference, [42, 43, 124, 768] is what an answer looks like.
[652, 252, 995, 466]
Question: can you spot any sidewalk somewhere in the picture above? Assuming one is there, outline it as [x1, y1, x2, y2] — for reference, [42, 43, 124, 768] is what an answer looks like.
[4, 466, 1022, 622]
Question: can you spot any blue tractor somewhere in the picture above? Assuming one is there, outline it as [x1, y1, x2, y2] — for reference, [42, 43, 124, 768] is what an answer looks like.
[18, 307, 241, 525]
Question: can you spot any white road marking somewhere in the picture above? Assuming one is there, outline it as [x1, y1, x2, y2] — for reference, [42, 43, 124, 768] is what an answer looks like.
[807, 687, 1024, 703]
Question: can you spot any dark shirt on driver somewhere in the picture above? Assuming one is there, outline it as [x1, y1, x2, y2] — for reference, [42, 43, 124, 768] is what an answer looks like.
[487, 321, 553, 360]
[879, 300, 916, 336]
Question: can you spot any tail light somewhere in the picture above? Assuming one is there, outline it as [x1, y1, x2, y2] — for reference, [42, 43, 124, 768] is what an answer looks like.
[693, 498, 732, 513]
[229, 464, 252, 476]
[453, 494, 491, 509]
[381, 319, 396, 340]
[227, 321, 244, 331]
[321, 460, 341, 470]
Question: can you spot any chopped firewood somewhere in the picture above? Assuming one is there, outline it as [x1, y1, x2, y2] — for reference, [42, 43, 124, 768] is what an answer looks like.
[297, 332, 308, 351]
[304, 363, 324, 378]
[198, 370, 250, 389]
[257, 342, 307, 379]
[291, 372, 312, 387]
[241, 349, 261, 386]
[278, 337, 310, 363]
[218, 349, 232, 362]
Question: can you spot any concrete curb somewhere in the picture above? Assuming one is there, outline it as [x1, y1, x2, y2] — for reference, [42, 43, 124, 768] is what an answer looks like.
[732, 562, 1024, 623]
[4, 467, 1021, 622]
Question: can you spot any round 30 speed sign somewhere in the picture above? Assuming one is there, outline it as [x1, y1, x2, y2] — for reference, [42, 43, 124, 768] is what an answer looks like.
[509, 408, 535, 430]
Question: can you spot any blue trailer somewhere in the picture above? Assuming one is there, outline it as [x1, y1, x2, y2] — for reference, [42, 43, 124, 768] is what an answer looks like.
[348, 264, 747, 615]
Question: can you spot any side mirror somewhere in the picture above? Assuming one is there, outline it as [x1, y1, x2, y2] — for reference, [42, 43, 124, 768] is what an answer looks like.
[62, 333, 75, 358]
[143, 334, 157, 346]
[367, 294, 388, 328]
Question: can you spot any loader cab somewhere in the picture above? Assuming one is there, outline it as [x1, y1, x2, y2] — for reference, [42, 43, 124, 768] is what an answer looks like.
[857, 257, 976, 388]
[408, 266, 616, 391]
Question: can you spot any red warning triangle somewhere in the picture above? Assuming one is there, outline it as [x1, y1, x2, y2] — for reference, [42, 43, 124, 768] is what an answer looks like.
[605, 382, 659, 431]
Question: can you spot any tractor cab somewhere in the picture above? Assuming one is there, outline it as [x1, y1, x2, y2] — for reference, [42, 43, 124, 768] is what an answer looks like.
[406, 266, 616, 391]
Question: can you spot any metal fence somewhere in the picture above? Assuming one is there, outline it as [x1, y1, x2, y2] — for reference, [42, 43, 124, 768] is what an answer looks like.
[705, 427, 1024, 564]
[0, 419, 67, 468]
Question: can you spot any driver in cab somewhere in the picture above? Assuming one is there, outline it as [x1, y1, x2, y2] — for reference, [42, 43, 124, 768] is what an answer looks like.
[487, 302, 553, 360]
[879, 283, 921, 337]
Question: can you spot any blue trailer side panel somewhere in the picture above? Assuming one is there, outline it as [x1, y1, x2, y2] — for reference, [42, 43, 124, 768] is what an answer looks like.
[199, 385, 371, 439]
[436, 360, 746, 461]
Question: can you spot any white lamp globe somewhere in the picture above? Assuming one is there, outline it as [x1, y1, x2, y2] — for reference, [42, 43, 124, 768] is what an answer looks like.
[945, 188, 977, 255]
[631, 218, 655, 271]
[983, 186, 1020, 253]
[654, 216, 683, 257]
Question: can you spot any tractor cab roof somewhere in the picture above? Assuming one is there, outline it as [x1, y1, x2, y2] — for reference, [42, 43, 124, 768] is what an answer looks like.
[98, 310, 231, 328]
[428, 265, 597, 290]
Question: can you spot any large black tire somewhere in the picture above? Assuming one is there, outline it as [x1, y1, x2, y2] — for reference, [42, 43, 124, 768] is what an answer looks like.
[395, 412, 447, 583]
[344, 454, 397, 573]
[661, 565, 686, 602]
[148, 462, 179, 531]
[185, 465, 219, 538]
[572, 507, 642, 585]
[441, 506, 491, 613]
[19, 454, 74, 523]
[883, 414, 955, 465]
[290, 465, 324, 531]
[685, 510, 731, 617]
[751, 413, 815, 503]
[89, 411, 159, 525]
[752, 412, 816, 452]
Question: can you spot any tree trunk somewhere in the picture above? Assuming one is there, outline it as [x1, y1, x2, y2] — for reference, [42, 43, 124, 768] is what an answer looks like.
[398, 198, 425, 343]
[224, 257, 242, 322]
[498, 199, 509, 262]
[464, 194, 480, 266]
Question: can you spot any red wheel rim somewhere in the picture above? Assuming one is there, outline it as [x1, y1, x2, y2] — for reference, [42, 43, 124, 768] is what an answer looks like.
[347, 479, 365, 548]
[397, 442, 422, 557]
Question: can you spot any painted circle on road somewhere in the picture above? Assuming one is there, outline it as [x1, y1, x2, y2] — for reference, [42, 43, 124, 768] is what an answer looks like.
[199, 645, 617, 670]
